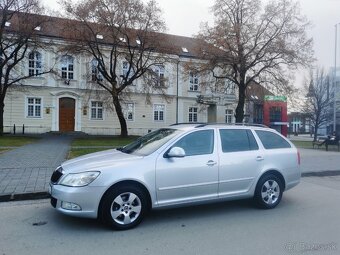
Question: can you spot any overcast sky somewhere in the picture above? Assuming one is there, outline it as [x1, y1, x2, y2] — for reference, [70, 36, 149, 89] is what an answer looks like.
[43, 0, 340, 84]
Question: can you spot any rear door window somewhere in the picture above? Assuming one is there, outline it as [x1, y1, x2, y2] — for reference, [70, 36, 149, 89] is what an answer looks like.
[219, 129, 259, 153]
[255, 130, 291, 149]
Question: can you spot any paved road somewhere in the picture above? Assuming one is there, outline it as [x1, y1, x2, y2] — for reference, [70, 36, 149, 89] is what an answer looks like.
[0, 177, 339, 255]
[0, 135, 71, 196]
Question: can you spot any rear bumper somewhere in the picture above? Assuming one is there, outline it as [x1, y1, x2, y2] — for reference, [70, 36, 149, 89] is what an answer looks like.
[49, 183, 106, 219]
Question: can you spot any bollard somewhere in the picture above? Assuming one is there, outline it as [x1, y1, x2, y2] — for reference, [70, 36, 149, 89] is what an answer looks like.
[22, 124, 25, 135]
[13, 124, 16, 135]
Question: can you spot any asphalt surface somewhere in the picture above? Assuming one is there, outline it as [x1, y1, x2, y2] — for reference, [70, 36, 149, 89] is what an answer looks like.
[0, 177, 339, 255]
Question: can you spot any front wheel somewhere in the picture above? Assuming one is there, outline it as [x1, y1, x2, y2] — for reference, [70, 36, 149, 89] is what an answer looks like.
[100, 185, 148, 230]
[254, 174, 283, 209]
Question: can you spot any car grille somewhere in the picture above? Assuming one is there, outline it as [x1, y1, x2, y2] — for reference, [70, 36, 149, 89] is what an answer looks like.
[51, 167, 63, 184]
[50, 197, 57, 208]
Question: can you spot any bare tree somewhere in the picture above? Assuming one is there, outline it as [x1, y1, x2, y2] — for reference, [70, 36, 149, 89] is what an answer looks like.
[197, 0, 314, 122]
[62, 0, 168, 137]
[0, 0, 51, 135]
[302, 69, 332, 141]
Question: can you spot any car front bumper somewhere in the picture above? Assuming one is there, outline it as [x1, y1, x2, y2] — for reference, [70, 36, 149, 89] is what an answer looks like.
[49, 183, 107, 219]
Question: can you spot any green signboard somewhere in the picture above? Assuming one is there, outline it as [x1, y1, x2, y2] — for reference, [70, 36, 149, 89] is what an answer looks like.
[264, 95, 287, 102]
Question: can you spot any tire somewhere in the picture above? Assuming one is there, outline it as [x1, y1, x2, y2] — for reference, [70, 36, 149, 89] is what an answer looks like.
[254, 174, 283, 209]
[100, 185, 148, 230]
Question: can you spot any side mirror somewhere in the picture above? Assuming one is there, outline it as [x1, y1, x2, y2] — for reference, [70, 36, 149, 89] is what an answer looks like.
[165, 147, 186, 158]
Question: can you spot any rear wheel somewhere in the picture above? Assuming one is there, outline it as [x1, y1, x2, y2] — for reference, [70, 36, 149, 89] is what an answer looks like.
[254, 174, 283, 209]
[100, 185, 148, 230]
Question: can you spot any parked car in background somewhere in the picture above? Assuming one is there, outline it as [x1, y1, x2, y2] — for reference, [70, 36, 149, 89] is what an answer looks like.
[49, 124, 301, 230]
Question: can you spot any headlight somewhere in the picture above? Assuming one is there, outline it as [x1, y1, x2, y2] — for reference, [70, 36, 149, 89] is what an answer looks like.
[59, 171, 100, 187]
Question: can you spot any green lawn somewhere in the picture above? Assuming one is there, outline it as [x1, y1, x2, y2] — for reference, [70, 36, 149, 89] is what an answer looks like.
[291, 141, 314, 149]
[68, 148, 110, 159]
[68, 136, 139, 159]
[71, 136, 138, 147]
[0, 136, 40, 147]
[0, 148, 9, 154]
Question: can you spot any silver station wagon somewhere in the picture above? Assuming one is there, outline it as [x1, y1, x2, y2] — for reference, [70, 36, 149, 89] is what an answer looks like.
[49, 124, 301, 230]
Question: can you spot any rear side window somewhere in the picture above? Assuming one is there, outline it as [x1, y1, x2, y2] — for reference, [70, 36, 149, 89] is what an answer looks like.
[219, 129, 259, 153]
[173, 130, 214, 156]
[255, 130, 291, 149]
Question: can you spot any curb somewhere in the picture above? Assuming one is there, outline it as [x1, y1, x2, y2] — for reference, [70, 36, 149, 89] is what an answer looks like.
[0, 192, 50, 203]
[301, 170, 340, 177]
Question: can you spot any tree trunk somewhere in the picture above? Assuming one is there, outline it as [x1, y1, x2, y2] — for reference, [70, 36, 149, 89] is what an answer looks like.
[112, 95, 128, 137]
[313, 123, 319, 142]
[0, 100, 4, 136]
[235, 83, 246, 123]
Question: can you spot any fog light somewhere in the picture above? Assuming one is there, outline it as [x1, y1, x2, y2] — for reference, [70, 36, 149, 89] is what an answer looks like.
[61, 201, 82, 211]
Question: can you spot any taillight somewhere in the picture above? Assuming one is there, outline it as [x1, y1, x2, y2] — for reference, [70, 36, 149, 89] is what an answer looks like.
[297, 150, 301, 165]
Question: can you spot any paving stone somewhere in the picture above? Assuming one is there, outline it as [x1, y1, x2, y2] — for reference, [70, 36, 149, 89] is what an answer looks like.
[0, 135, 71, 196]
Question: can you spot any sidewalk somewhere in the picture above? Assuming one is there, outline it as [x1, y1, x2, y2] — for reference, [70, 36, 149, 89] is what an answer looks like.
[0, 135, 72, 201]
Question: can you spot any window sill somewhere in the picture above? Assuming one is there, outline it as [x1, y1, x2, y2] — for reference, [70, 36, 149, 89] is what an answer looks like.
[26, 116, 42, 119]
[188, 90, 200, 93]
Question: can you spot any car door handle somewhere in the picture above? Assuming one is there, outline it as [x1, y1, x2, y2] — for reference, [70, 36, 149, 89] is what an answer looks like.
[206, 160, 217, 166]
[256, 156, 264, 161]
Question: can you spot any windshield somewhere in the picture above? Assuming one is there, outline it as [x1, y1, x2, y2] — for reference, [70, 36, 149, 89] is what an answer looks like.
[118, 128, 183, 156]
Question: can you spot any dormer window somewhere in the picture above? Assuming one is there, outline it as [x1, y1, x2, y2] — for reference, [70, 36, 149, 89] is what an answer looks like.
[119, 37, 126, 43]
[182, 47, 189, 53]
[96, 34, 103, 40]
[34, 26, 41, 31]
[5, 22, 11, 27]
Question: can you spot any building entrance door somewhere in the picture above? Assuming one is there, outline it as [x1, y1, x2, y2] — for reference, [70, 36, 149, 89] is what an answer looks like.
[59, 98, 75, 132]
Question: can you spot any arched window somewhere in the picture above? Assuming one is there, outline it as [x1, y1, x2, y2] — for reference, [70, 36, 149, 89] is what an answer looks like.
[91, 59, 103, 81]
[60, 55, 74, 80]
[28, 51, 42, 76]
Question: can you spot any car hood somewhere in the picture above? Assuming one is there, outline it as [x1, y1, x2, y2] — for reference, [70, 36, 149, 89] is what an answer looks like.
[61, 149, 143, 173]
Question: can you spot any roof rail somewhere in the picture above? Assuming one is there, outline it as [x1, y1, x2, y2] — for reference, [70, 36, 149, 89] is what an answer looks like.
[170, 122, 207, 127]
[232, 123, 268, 128]
[170, 122, 268, 128]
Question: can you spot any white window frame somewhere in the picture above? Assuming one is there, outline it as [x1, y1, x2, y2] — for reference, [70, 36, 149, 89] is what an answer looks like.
[28, 51, 42, 76]
[90, 101, 104, 120]
[153, 104, 165, 122]
[225, 109, 233, 123]
[91, 59, 103, 81]
[154, 65, 165, 87]
[125, 103, 135, 121]
[189, 107, 198, 123]
[61, 55, 74, 80]
[122, 61, 135, 85]
[26, 97, 42, 118]
[225, 80, 236, 95]
[189, 72, 199, 91]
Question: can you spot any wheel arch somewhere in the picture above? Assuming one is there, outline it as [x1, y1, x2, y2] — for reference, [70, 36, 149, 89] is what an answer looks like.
[259, 169, 286, 191]
[98, 180, 152, 219]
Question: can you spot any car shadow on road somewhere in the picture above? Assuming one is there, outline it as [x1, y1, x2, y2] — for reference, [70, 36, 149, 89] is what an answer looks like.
[49, 199, 259, 232]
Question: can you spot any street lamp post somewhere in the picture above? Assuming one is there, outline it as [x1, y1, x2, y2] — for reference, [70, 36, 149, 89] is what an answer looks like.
[333, 23, 339, 133]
